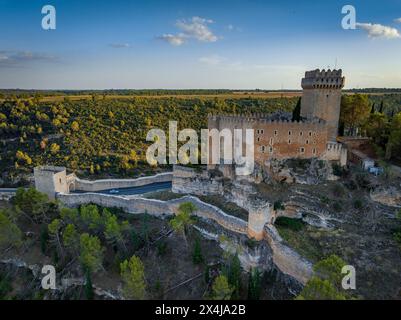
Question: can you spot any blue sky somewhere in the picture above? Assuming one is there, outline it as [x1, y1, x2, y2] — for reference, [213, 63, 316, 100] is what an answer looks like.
[1, 0, 401, 89]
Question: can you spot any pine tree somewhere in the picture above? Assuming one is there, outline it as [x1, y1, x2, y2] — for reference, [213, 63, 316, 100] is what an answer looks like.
[120, 255, 146, 300]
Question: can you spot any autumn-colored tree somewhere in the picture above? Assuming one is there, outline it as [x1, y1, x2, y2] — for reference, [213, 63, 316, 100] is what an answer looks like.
[71, 121, 79, 132]
[211, 275, 233, 300]
[50, 143, 60, 154]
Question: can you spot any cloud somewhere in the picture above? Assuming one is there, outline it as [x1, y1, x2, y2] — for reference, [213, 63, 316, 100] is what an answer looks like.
[176, 17, 218, 42]
[199, 54, 225, 65]
[395, 18, 401, 23]
[157, 33, 186, 46]
[158, 16, 218, 46]
[109, 43, 131, 48]
[0, 51, 57, 67]
[356, 22, 401, 39]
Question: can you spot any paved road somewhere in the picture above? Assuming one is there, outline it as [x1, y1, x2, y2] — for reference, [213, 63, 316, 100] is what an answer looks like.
[71, 181, 172, 196]
[0, 188, 18, 193]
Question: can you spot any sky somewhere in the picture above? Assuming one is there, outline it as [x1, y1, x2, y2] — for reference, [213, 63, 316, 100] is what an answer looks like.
[0, 0, 401, 89]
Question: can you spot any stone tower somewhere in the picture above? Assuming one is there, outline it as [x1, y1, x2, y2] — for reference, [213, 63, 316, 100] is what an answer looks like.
[34, 166, 69, 200]
[300, 69, 345, 142]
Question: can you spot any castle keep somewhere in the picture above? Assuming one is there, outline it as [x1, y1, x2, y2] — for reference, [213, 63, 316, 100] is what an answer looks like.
[208, 69, 347, 168]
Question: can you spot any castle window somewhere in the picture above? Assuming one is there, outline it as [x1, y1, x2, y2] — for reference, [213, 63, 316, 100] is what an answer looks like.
[274, 130, 278, 136]
[312, 148, 316, 154]
[300, 131, 303, 136]
[269, 138, 273, 145]
[269, 146, 273, 153]
[288, 130, 292, 135]
[261, 129, 264, 134]
[306, 139, 309, 144]
[260, 146, 266, 153]
[288, 139, 291, 144]
[309, 131, 312, 136]
[300, 147, 305, 154]
[257, 137, 260, 142]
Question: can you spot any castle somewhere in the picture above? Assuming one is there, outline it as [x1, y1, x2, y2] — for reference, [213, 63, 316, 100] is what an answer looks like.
[208, 69, 347, 172]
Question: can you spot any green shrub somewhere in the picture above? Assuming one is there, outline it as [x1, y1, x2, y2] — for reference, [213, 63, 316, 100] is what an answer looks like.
[353, 199, 363, 209]
[275, 217, 304, 231]
[273, 200, 285, 211]
[332, 163, 343, 176]
[332, 202, 342, 212]
[156, 240, 168, 256]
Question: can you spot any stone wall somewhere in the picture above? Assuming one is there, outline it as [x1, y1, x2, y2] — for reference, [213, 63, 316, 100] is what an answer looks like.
[57, 193, 248, 235]
[74, 172, 173, 192]
[0, 189, 16, 201]
[264, 224, 313, 285]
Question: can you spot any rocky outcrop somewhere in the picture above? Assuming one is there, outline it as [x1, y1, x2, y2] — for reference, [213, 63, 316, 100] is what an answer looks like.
[265, 158, 332, 185]
[172, 166, 224, 195]
[370, 187, 401, 208]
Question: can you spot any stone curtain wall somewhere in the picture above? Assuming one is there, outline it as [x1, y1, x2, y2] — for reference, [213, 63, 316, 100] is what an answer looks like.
[208, 114, 329, 164]
[264, 224, 313, 285]
[74, 172, 173, 192]
[57, 193, 248, 235]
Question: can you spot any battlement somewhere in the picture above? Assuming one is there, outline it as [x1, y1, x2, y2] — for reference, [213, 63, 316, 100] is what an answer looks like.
[208, 113, 326, 128]
[34, 165, 66, 175]
[301, 69, 345, 89]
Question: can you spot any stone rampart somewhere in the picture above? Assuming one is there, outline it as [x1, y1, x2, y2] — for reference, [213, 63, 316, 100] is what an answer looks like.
[74, 172, 173, 192]
[57, 193, 248, 235]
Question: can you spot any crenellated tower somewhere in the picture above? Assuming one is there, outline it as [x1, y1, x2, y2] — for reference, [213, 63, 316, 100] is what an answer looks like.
[300, 69, 345, 142]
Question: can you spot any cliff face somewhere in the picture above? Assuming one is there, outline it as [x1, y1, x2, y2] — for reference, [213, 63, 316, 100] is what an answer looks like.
[171, 165, 314, 285]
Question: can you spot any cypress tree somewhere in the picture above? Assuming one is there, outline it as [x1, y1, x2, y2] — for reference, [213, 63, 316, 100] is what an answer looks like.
[192, 238, 204, 265]
[292, 98, 301, 121]
[379, 101, 384, 113]
[84, 270, 94, 300]
[370, 103, 375, 114]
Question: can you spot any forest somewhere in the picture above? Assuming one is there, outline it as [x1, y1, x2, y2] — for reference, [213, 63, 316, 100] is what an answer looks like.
[0, 95, 297, 185]
[0, 92, 401, 186]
